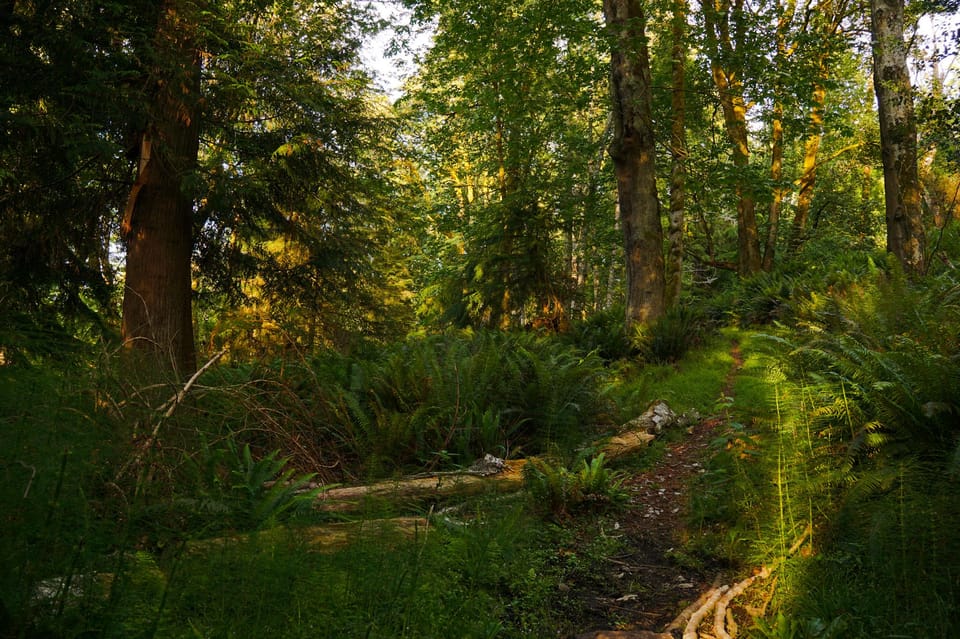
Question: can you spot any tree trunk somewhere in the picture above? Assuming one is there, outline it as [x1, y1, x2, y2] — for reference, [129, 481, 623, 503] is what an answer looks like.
[765, 100, 785, 272]
[869, 0, 925, 274]
[122, 1, 201, 374]
[789, 80, 826, 250]
[763, 0, 794, 272]
[603, 0, 666, 332]
[665, 0, 688, 307]
[703, 0, 761, 276]
[790, 0, 845, 251]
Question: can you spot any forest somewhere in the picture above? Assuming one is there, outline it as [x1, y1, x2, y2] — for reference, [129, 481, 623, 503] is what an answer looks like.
[2, 0, 959, 636]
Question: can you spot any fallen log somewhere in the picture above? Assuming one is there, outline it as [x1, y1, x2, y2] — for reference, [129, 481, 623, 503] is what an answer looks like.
[313, 459, 529, 512]
[599, 430, 656, 460]
[308, 402, 685, 513]
[601, 400, 697, 460]
[187, 516, 432, 554]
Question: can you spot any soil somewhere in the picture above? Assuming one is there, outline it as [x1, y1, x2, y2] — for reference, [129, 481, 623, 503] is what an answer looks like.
[566, 342, 744, 638]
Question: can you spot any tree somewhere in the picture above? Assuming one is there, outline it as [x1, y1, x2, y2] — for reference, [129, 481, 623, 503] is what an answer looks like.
[869, 0, 926, 274]
[121, 0, 201, 374]
[788, 0, 855, 252]
[701, 0, 762, 276]
[665, 0, 689, 306]
[401, 0, 614, 329]
[0, 0, 147, 357]
[193, 1, 406, 354]
[603, 0, 666, 330]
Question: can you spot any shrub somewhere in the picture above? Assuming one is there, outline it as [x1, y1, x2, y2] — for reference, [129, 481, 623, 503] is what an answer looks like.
[348, 331, 610, 473]
[522, 453, 627, 519]
[633, 305, 714, 364]
[565, 305, 634, 362]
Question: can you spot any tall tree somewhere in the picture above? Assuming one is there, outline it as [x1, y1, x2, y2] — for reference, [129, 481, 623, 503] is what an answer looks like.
[0, 0, 145, 355]
[665, 0, 689, 306]
[702, 0, 762, 276]
[869, 0, 926, 274]
[401, 0, 613, 328]
[762, 0, 792, 271]
[121, 0, 201, 374]
[603, 0, 665, 330]
[788, 0, 853, 252]
[193, 1, 402, 353]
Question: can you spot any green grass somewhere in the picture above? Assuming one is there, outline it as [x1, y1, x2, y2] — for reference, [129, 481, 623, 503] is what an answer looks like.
[0, 337, 624, 639]
[610, 327, 739, 421]
[7, 277, 959, 639]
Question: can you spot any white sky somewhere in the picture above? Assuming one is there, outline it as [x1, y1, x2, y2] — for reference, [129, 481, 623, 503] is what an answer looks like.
[358, 4, 959, 100]
[359, 0, 434, 101]
[914, 12, 960, 95]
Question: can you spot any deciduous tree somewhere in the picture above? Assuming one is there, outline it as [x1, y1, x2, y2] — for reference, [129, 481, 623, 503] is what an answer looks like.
[869, 0, 926, 274]
[603, 0, 665, 331]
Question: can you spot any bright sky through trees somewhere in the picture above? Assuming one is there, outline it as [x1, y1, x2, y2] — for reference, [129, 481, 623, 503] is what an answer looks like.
[360, 0, 434, 100]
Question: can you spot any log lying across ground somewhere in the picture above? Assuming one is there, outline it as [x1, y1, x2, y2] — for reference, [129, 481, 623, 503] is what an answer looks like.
[186, 402, 689, 559]
[310, 400, 685, 514]
[186, 517, 432, 555]
[313, 459, 529, 512]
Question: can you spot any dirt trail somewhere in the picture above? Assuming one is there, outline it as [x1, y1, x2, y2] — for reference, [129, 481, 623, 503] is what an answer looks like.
[570, 341, 743, 638]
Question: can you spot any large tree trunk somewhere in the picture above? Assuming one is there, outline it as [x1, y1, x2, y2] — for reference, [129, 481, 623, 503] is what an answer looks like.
[603, 0, 666, 332]
[703, 0, 762, 276]
[665, 0, 688, 307]
[121, 2, 201, 375]
[869, 0, 925, 274]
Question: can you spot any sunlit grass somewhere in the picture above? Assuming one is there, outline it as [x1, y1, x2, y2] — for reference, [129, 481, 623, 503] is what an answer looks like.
[610, 328, 739, 420]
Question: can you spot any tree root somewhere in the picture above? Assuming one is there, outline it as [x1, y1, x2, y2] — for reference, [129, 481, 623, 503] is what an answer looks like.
[678, 523, 812, 638]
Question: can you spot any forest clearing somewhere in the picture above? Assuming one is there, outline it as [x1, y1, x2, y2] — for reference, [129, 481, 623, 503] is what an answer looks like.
[2, 1, 959, 637]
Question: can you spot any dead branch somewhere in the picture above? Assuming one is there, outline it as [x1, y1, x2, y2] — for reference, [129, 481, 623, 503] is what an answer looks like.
[683, 585, 728, 639]
[114, 348, 228, 483]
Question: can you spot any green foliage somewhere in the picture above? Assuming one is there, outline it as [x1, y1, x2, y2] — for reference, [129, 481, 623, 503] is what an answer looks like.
[0, 346, 605, 639]
[522, 453, 627, 519]
[565, 305, 634, 362]
[220, 443, 325, 531]
[610, 329, 737, 421]
[785, 267, 960, 472]
[685, 270, 960, 636]
[401, 0, 617, 329]
[351, 331, 610, 473]
[633, 305, 715, 364]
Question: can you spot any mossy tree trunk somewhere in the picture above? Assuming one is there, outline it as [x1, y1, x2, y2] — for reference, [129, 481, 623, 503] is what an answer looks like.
[603, 0, 666, 332]
[869, 0, 925, 275]
[665, 0, 688, 307]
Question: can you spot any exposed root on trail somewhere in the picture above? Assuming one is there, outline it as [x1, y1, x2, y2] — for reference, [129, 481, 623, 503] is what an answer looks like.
[677, 523, 812, 639]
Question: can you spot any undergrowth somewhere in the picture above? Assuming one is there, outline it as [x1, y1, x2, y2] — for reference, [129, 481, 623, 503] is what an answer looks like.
[6, 262, 959, 638]
[0, 330, 619, 639]
[686, 267, 960, 638]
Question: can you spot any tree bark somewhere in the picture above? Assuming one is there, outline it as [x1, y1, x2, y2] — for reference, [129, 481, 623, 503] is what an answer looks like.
[665, 0, 688, 307]
[869, 0, 925, 274]
[765, 101, 785, 272]
[789, 80, 826, 249]
[763, 0, 794, 272]
[790, 0, 846, 251]
[603, 0, 666, 332]
[121, 1, 201, 374]
[702, 0, 762, 276]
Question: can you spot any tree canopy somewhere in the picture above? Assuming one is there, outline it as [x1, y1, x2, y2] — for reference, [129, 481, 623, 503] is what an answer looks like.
[1, 0, 957, 361]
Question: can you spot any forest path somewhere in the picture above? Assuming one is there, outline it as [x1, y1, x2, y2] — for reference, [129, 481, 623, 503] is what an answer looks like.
[570, 340, 744, 639]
